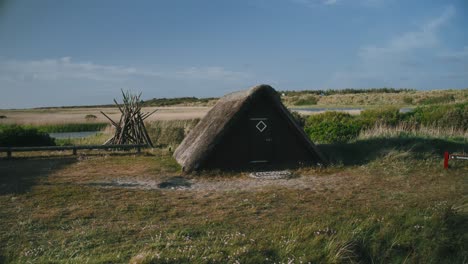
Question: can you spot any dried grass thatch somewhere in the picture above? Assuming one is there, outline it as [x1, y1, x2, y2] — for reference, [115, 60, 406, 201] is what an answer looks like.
[174, 84, 326, 172]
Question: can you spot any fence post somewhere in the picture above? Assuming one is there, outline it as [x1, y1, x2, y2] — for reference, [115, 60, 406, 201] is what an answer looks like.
[137, 145, 141, 153]
[73, 147, 77, 155]
[444, 151, 449, 169]
[7, 148, 12, 158]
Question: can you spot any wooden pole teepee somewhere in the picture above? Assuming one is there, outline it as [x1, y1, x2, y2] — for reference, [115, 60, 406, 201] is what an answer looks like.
[101, 90, 156, 147]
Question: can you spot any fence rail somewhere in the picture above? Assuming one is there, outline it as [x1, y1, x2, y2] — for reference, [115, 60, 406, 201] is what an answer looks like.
[0, 144, 148, 158]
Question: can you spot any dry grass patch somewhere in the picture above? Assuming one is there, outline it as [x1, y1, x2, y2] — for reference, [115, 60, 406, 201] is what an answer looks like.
[0, 141, 466, 263]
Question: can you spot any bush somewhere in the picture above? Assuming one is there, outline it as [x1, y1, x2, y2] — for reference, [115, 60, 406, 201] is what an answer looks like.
[0, 125, 56, 147]
[305, 112, 362, 143]
[85, 114, 97, 121]
[359, 107, 402, 127]
[0, 115, 6, 119]
[146, 119, 199, 147]
[405, 103, 467, 129]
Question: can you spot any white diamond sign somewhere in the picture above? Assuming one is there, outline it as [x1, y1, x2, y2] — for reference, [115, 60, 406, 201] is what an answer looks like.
[256, 121, 267, 132]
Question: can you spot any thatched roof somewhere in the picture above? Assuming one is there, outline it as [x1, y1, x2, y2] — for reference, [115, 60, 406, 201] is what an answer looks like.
[173, 84, 326, 172]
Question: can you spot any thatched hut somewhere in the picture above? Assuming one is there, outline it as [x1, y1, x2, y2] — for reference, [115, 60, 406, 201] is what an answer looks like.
[173, 84, 326, 172]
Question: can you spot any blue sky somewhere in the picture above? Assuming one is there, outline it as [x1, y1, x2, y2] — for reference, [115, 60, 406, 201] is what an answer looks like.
[0, 0, 467, 108]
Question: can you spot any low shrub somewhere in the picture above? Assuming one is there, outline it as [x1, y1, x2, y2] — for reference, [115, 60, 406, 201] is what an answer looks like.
[0, 125, 56, 147]
[405, 103, 467, 129]
[0, 115, 6, 119]
[359, 107, 402, 127]
[85, 114, 97, 121]
[146, 119, 199, 148]
[305, 112, 362, 143]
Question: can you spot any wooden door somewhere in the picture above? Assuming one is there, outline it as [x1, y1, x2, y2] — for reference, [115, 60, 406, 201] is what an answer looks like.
[249, 117, 273, 164]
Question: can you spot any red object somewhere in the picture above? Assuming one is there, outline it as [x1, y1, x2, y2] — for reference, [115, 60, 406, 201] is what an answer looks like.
[444, 151, 449, 169]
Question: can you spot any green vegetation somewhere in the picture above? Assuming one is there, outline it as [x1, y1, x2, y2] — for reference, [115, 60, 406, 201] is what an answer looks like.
[0, 125, 55, 147]
[407, 102, 467, 128]
[146, 119, 200, 148]
[304, 103, 467, 144]
[0, 123, 108, 133]
[305, 112, 361, 143]
[54, 132, 111, 146]
[360, 106, 401, 126]
[22, 120, 200, 148]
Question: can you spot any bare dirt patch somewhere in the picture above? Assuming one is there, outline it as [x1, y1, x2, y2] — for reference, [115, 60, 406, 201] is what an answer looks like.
[80, 173, 344, 193]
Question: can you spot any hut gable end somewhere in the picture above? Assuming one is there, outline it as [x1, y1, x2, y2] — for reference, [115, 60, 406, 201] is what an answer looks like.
[173, 84, 326, 172]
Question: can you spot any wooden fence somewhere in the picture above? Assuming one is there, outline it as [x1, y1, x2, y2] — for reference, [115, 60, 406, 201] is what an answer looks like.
[0, 144, 148, 158]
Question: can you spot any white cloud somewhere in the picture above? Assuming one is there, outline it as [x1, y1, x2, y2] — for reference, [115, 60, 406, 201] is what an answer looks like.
[0, 57, 154, 82]
[329, 5, 464, 88]
[0, 57, 250, 83]
[358, 5, 455, 60]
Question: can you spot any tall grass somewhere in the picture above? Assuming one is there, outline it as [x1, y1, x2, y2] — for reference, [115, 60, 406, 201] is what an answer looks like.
[146, 119, 199, 148]
[55, 132, 112, 146]
[359, 123, 468, 141]
[304, 103, 467, 143]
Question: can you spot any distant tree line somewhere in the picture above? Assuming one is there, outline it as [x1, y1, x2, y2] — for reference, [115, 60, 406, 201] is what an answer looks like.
[141, 97, 216, 107]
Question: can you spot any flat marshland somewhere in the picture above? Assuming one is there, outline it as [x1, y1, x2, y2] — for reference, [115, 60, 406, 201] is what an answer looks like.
[0, 89, 467, 263]
[0, 106, 209, 125]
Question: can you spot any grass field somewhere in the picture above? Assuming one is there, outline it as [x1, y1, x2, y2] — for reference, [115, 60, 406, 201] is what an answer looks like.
[0, 137, 467, 263]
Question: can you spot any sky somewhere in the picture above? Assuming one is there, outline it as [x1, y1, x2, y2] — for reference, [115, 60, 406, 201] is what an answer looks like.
[0, 0, 467, 108]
